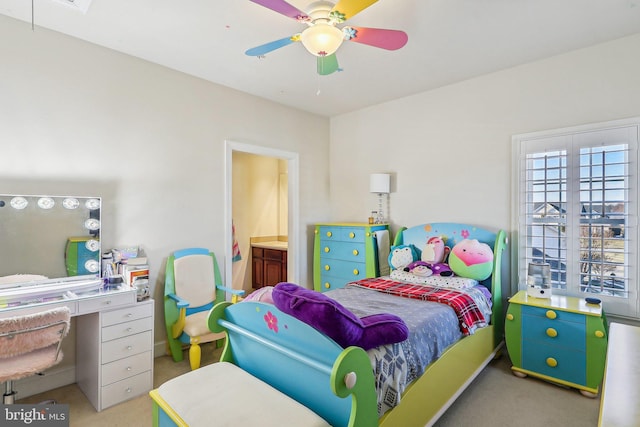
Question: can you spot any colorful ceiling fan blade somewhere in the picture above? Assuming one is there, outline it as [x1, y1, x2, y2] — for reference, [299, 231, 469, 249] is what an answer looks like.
[330, 0, 378, 21]
[245, 35, 299, 56]
[317, 54, 339, 75]
[345, 27, 408, 50]
[249, 0, 309, 21]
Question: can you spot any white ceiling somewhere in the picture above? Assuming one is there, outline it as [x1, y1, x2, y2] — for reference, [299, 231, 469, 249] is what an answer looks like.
[2, 0, 640, 117]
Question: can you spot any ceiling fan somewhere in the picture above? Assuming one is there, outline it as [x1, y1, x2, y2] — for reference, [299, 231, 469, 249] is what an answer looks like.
[246, 0, 409, 75]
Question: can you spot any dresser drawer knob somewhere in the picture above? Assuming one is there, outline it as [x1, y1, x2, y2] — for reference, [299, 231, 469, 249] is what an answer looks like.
[127, 366, 132, 371]
[506, 313, 514, 321]
[353, 269, 359, 275]
[595, 330, 605, 338]
[324, 265, 330, 271]
[126, 327, 133, 332]
[127, 345, 133, 351]
[546, 357, 558, 368]
[126, 313, 133, 318]
[545, 310, 557, 320]
[349, 232, 355, 239]
[126, 387, 132, 393]
[352, 249, 359, 256]
[324, 247, 330, 253]
[326, 231, 332, 237]
[546, 328, 558, 338]
[324, 282, 330, 289]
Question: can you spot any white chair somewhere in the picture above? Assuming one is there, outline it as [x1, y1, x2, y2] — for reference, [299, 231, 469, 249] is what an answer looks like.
[0, 306, 71, 404]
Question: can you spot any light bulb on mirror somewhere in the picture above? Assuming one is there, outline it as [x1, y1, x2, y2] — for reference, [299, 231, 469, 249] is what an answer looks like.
[85, 239, 100, 252]
[63, 198, 80, 209]
[10, 196, 28, 210]
[85, 259, 100, 273]
[37, 197, 55, 209]
[84, 218, 100, 231]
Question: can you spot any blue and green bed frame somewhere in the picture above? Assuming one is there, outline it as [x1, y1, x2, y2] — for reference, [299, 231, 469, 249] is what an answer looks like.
[153, 223, 507, 427]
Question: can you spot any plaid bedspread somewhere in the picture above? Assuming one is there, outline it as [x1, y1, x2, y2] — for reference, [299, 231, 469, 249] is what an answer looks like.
[347, 277, 488, 335]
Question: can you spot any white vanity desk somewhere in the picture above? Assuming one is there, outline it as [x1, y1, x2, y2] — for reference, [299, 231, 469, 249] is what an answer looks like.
[0, 277, 154, 411]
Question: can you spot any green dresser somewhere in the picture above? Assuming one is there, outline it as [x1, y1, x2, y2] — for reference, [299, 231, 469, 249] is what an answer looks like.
[505, 290, 608, 396]
[313, 223, 389, 292]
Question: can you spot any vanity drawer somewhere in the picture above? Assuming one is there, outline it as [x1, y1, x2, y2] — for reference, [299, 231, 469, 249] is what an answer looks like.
[101, 351, 153, 386]
[101, 370, 153, 410]
[101, 330, 153, 363]
[102, 316, 153, 342]
[102, 302, 152, 327]
[79, 292, 135, 314]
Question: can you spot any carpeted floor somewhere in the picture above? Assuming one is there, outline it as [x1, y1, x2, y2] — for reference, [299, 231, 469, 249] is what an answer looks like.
[19, 343, 600, 426]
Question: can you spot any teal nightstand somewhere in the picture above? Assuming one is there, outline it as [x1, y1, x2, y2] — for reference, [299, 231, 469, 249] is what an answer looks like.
[505, 290, 608, 396]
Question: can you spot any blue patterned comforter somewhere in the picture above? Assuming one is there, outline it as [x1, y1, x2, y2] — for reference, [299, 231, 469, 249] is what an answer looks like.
[326, 285, 472, 417]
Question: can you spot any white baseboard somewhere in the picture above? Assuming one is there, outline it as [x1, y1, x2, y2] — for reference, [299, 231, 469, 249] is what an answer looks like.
[12, 366, 76, 400]
[154, 340, 168, 358]
[12, 342, 168, 400]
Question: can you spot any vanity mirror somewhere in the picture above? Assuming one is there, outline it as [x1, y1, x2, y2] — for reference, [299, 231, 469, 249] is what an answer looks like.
[0, 194, 101, 284]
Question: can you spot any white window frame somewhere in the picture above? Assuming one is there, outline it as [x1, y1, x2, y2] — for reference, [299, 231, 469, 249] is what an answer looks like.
[512, 118, 639, 319]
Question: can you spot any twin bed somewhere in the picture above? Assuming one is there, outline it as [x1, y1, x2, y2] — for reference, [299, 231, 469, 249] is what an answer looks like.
[151, 223, 507, 427]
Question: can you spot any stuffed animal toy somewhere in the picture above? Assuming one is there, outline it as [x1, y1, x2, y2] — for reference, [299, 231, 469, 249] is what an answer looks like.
[448, 239, 494, 281]
[428, 262, 454, 277]
[421, 236, 450, 264]
[388, 244, 419, 270]
[403, 261, 433, 277]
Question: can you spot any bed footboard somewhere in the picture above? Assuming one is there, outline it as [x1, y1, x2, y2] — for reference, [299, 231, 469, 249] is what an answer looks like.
[208, 301, 378, 427]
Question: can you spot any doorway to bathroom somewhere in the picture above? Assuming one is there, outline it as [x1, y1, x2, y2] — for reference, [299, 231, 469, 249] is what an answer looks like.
[224, 140, 300, 296]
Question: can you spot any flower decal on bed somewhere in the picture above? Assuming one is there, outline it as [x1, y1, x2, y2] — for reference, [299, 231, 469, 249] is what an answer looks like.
[460, 229, 470, 239]
[264, 311, 279, 333]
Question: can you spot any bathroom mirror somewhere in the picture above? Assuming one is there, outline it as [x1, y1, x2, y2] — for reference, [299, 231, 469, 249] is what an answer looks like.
[0, 194, 101, 284]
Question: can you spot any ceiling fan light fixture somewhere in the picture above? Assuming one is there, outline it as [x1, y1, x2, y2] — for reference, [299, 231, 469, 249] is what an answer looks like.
[300, 23, 344, 57]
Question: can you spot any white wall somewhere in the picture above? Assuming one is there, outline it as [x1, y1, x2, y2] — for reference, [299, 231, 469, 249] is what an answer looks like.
[330, 33, 640, 286]
[0, 15, 331, 348]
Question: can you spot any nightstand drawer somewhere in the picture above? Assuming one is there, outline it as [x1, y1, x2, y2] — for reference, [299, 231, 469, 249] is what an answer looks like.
[102, 330, 153, 363]
[101, 351, 153, 386]
[522, 342, 586, 385]
[320, 241, 366, 262]
[522, 314, 586, 350]
[521, 305, 584, 324]
[101, 370, 152, 410]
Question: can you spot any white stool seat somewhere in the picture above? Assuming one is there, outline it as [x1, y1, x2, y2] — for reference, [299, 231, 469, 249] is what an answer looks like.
[155, 362, 330, 427]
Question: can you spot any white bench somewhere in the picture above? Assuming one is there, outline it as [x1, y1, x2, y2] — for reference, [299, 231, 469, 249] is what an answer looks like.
[598, 322, 640, 426]
[150, 361, 331, 427]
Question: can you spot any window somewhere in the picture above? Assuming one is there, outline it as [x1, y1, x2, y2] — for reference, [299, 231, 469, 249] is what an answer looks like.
[514, 119, 639, 318]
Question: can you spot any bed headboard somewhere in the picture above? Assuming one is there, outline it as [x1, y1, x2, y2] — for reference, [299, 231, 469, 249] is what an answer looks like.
[394, 222, 507, 341]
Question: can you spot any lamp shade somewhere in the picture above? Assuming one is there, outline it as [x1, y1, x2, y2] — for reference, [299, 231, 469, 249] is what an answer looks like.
[300, 23, 344, 57]
[370, 173, 390, 194]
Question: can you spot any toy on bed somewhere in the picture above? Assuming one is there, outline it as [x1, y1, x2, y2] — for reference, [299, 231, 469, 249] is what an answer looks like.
[448, 238, 494, 281]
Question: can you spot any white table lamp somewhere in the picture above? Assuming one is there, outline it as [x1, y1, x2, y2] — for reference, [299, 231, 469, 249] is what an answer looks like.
[370, 173, 391, 223]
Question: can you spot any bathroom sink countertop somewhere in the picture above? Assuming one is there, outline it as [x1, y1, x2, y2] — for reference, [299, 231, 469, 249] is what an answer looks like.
[251, 241, 288, 250]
